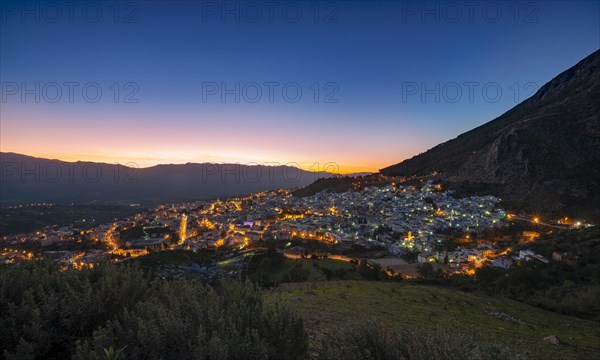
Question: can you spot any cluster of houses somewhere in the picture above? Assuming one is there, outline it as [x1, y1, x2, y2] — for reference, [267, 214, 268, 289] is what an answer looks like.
[0, 183, 581, 275]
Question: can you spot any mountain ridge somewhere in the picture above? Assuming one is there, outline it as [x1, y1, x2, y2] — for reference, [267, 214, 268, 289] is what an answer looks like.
[0, 152, 335, 205]
[381, 49, 600, 219]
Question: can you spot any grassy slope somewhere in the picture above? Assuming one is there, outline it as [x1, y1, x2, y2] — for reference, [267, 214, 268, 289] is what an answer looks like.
[266, 259, 361, 283]
[265, 281, 600, 359]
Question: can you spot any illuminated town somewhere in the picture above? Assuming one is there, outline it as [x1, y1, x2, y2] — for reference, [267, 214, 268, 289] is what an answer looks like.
[1, 178, 590, 278]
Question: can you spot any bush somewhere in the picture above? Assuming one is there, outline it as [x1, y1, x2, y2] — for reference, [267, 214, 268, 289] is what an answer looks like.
[0, 261, 307, 360]
[318, 322, 526, 360]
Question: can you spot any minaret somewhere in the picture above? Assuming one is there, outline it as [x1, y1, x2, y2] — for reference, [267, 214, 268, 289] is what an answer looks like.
[179, 214, 188, 244]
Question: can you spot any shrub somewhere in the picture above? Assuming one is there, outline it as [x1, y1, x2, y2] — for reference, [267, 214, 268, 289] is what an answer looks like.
[318, 322, 526, 360]
[0, 261, 307, 360]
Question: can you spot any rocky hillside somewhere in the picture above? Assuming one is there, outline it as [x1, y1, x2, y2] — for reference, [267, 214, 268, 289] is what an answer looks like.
[381, 50, 600, 219]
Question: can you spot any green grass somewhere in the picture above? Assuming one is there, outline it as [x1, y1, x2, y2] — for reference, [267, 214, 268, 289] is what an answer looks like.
[265, 281, 600, 359]
[265, 258, 361, 283]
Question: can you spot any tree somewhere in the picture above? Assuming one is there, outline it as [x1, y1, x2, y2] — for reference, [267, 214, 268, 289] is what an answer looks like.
[1, 261, 308, 360]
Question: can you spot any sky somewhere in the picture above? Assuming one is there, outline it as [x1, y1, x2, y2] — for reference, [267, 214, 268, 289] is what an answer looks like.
[1, 1, 599, 173]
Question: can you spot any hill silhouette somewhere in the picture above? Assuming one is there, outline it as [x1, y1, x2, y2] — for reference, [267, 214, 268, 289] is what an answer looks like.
[381, 49, 600, 220]
[0, 152, 334, 205]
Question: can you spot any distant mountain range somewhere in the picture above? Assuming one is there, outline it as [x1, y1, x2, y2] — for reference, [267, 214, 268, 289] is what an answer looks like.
[0, 153, 334, 205]
[381, 49, 600, 219]
[344, 172, 373, 177]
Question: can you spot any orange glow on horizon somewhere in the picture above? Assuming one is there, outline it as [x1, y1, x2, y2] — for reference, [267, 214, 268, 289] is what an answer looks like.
[0, 149, 388, 174]
[1, 108, 431, 174]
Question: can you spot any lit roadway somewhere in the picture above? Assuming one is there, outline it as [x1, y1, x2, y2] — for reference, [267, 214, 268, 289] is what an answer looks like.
[508, 214, 569, 230]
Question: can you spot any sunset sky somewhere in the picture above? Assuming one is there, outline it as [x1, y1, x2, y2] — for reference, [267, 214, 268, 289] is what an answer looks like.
[1, 1, 598, 173]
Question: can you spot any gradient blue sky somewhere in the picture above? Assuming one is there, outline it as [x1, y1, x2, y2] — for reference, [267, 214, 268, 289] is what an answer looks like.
[1, 0, 599, 172]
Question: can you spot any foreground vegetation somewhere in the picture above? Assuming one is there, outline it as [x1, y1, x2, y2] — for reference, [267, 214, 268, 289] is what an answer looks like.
[5, 262, 592, 360]
[266, 281, 600, 359]
[319, 322, 523, 360]
[3, 225, 599, 360]
[0, 261, 306, 360]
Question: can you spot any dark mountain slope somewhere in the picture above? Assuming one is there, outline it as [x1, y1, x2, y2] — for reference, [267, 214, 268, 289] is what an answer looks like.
[0, 152, 333, 205]
[381, 49, 600, 218]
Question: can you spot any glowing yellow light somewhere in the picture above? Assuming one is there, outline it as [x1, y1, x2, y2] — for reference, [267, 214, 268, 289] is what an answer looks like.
[179, 214, 188, 244]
